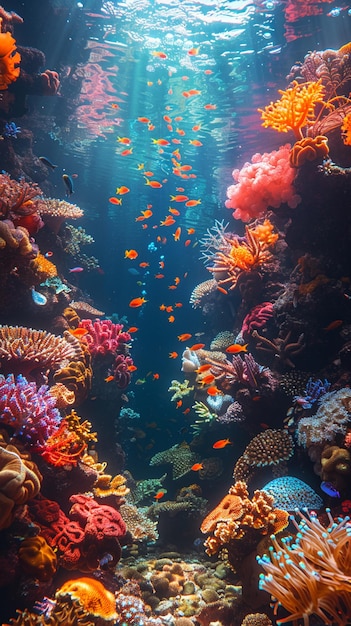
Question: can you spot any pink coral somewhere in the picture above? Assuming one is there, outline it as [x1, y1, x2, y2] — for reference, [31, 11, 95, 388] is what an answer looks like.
[241, 302, 274, 340]
[112, 353, 133, 389]
[79, 319, 131, 356]
[225, 144, 301, 222]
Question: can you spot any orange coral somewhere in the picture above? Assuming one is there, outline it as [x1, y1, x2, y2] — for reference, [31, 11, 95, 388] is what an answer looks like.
[18, 535, 57, 581]
[30, 253, 58, 282]
[56, 577, 117, 622]
[93, 473, 130, 499]
[40, 413, 95, 468]
[259, 80, 325, 139]
[0, 26, 21, 90]
[289, 135, 329, 167]
[341, 111, 351, 145]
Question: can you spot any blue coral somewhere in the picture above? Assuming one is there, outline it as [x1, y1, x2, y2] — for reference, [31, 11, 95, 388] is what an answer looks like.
[0, 373, 61, 446]
[294, 377, 331, 409]
[2, 121, 21, 138]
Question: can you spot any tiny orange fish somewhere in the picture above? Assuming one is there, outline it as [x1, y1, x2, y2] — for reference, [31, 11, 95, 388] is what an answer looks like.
[226, 343, 248, 354]
[207, 385, 222, 396]
[138, 117, 151, 123]
[204, 69, 213, 75]
[109, 197, 122, 205]
[154, 491, 166, 500]
[165, 306, 173, 313]
[111, 103, 120, 109]
[168, 315, 175, 323]
[187, 228, 196, 234]
[148, 123, 155, 130]
[144, 171, 154, 177]
[117, 137, 131, 144]
[200, 374, 215, 385]
[196, 364, 212, 373]
[189, 139, 203, 146]
[188, 47, 200, 56]
[155, 273, 164, 279]
[129, 297, 147, 308]
[145, 178, 163, 188]
[174, 302, 183, 308]
[189, 343, 205, 351]
[170, 194, 189, 202]
[204, 104, 217, 110]
[141, 209, 153, 218]
[173, 227, 181, 242]
[178, 333, 192, 342]
[160, 216, 176, 226]
[185, 199, 201, 207]
[152, 138, 170, 146]
[169, 208, 180, 216]
[169, 351, 178, 358]
[192, 124, 201, 131]
[183, 407, 191, 415]
[121, 148, 133, 156]
[159, 260, 165, 269]
[323, 320, 343, 331]
[139, 262, 149, 268]
[168, 285, 177, 290]
[127, 327, 139, 333]
[125, 249, 138, 260]
[217, 286, 228, 295]
[153, 373, 160, 379]
[69, 328, 89, 338]
[174, 277, 180, 285]
[163, 115, 172, 123]
[184, 239, 191, 247]
[191, 462, 204, 471]
[128, 365, 138, 372]
[116, 185, 130, 194]
[105, 375, 115, 383]
[176, 400, 183, 408]
[151, 51, 167, 59]
[213, 438, 232, 449]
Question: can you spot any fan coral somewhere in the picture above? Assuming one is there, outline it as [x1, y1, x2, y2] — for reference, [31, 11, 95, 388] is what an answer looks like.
[258, 80, 325, 139]
[233, 429, 294, 484]
[258, 509, 351, 625]
[225, 146, 300, 222]
[56, 577, 117, 622]
[18, 535, 57, 581]
[289, 135, 329, 167]
[261, 476, 323, 510]
[0, 26, 21, 90]
[0, 373, 61, 446]
[0, 326, 83, 381]
[200, 480, 289, 565]
[204, 220, 278, 290]
[79, 318, 131, 356]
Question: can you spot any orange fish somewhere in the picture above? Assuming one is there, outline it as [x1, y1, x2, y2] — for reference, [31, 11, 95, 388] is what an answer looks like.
[176, 400, 183, 408]
[169, 351, 178, 358]
[204, 104, 217, 110]
[323, 320, 343, 331]
[204, 69, 213, 75]
[179, 164, 192, 171]
[105, 375, 115, 383]
[217, 286, 228, 295]
[144, 171, 154, 177]
[213, 438, 232, 449]
[160, 216, 176, 226]
[128, 365, 138, 372]
[145, 178, 163, 188]
[168, 315, 175, 323]
[191, 463, 204, 471]
[153, 373, 160, 379]
[159, 260, 165, 269]
[141, 209, 153, 218]
[69, 328, 89, 338]
[151, 51, 167, 59]
[178, 333, 192, 342]
[138, 117, 151, 123]
[168, 285, 177, 290]
[196, 364, 212, 374]
[142, 224, 148, 229]
[183, 407, 191, 415]
[152, 138, 170, 146]
[207, 385, 222, 396]
[154, 491, 166, 500]
[189, 343, 205, 351]
[116, 186, 130, 194]
[185, 199, 201, 207]
[109, 197, 122, 205]
[200, 374, 215, 385]
[155, 273, 164, 279]
[127, 327, 139, 333]
[121, 148, 133, 156]
[139, 262, 149, 268]
[111, 103, 119, 109]
[174, 277, 180, 285]
[170, 194, 189, 202]
[129, 297, 147, 308]
[187, 228, 196, 234]
[173, 227, 181, 242]
[117, 137, 131, 144]
[165, 306, 173, 313]
[125, 249, 138, 259]
[171, 138, 182, 144]
[163, 115, 172, 123]
[169, 208, 180, 216]
[192, 124, 201, 131]
[176, 128, 186, 136]
[226, 343, 248, 354]
[174, 302, 183, 308]
[148, 123, 155, 130]
[188, 47, 200, 56]
[189, 139, 203, 146]
[184, 239, 191, 247]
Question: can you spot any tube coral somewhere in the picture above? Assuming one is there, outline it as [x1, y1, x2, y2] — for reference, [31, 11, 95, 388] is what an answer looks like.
[258, 509, 351, 625]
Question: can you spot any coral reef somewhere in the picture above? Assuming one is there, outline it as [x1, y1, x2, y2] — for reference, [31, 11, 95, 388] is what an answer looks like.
[233, 429, 294, 483]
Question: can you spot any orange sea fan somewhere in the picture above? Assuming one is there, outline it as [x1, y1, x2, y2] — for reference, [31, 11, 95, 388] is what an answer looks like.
[259, 80, 325, 139]
[0, 26, 21, 90]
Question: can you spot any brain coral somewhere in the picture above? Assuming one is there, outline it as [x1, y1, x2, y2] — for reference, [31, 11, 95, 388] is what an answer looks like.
[261, 476, 323, 510]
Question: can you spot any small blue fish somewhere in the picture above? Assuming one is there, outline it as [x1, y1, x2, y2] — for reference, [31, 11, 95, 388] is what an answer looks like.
[69, 267, 84, 273]
[128, 267, 140, 276]
[39, 156, 57, 170]
[31, 288, 47, 306]
[62, 173, 74, 196]
[320, 481, 340, 498]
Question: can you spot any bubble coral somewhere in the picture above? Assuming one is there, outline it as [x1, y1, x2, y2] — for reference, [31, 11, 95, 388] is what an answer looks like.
[0, 24, 21, 90]
[225, 146, 300, 222]
[56, 577, 117, 622]
[18, 534, 57, 581]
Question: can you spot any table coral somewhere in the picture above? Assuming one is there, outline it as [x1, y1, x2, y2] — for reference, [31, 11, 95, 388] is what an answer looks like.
[18, 534, 57, 581]
[233, 429, 294, 484]
[40, 198, 84, 234]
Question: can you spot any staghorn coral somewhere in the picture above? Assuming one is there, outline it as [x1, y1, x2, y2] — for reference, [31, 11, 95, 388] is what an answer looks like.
[252, 328, 305, 368]
[168, 378, 194, 401]
[18, 535, 57, 582]
[0, 326, 83, 381]
[261, 476, 323, 510]
[189, 278, 218, 308]
[150, 442, 200, 480]
[258, 80, 325, 139]
[297, 387, 351, 448]
[225, 147, 300, 222]
[203, 220, 278, 289]
[200, 480, 289, 566]
[40, 198, 84, 234]
[258, 509, 351, 625]
[233, 429, 294, 484]
[79, 318, 131, 357]
[0, 440, 42, 530]
[56, 577, 117, 622]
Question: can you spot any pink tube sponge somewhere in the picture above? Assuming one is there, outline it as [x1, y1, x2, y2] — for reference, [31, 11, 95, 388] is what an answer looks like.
[225, 144, 301, 222]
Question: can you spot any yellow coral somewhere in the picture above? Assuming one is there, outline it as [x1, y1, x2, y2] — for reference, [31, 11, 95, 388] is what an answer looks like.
[259, 80, 325, 139]
[56, 577, 117, 621]
[18, 535, 57, 581]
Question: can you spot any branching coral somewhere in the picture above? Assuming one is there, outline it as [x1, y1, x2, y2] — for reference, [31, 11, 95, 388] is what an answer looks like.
[168, 379, 194, 401]
[79, 318, 131, 356]
[206, 352, 276, 397]
[258, 80, 325, 139]
[258, 509, 351, 625]
[225, 146, 301, 222]
[38, 411, 97, 468]
[252, 328, 306, 368]
[203, 220, 278, 289]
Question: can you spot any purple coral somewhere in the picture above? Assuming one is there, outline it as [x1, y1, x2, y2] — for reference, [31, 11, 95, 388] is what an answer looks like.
[112, 354, 133, 389]
[0, 373, 61, 446]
